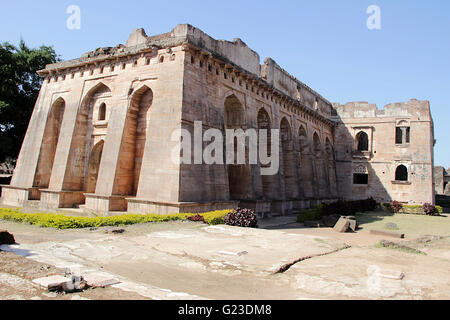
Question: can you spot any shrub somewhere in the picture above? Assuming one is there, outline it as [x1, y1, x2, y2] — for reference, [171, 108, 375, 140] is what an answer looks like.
[391, 201, 403, 213]
[422, 203, 438, 216]
[380, 202, 393, 213]
[0, 208, 232, 230]
[297, 209, 321, 223]
[224, 208, 258, 228]
[187, 214, 206, 223]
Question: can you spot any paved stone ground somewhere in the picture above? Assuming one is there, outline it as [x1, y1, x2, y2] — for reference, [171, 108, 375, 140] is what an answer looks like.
[0, 214, 449, 300]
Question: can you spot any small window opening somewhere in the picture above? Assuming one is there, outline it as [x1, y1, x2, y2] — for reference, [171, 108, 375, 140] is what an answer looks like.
[98, 103, 106, 121]
[395, 165, 408, 181]
[353, 174, 369, 185]
[357, 132, 369, 151]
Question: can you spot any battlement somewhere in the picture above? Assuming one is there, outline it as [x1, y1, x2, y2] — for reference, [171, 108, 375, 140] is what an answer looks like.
[333, 99, 432, 120]
[38, 24, 333, 116]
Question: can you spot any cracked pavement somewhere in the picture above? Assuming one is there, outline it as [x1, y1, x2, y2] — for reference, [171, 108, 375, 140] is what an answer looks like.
[1, 219, 449, 300]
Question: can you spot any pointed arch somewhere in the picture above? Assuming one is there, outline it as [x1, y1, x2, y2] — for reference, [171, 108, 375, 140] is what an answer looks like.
[313, 132, 322, 155]
[113, 85, 154, 196]
[86, 140, 105, 194]
[299, 125, 315, 198]
[33, 97, 66, 192]
[62, 82, 111, 193]
[98, 102, 106, 121]
[280, 117, 298, 199]
[356, 131, 369, 151]
[298, 125, 308, 151]
[257, 107, 276, 199]
[325, 137, 337, 197]
[280, 117, 292, 142]
[224, 94, 251, 200]
[224, 94, 245, 128]
[313, 132, 327, 198]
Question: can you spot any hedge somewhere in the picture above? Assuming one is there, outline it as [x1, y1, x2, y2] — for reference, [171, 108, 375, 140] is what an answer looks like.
[297, 198, 378, 223]
[0, 208, 232, 230]
[297, 208, 322, 223]
[380, 203, 443, 215]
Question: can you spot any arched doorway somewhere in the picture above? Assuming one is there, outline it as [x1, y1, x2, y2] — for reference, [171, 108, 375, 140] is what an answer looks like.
[86, 140, 104, 194]
[33, 97, 66, 191]
[224, 94, 251, 200]
[113, 86, 153, 196]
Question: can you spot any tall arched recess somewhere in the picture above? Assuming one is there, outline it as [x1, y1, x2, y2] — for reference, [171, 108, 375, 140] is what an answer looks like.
[224, 94, 251, 201]
[86, 140, 104, 194]
[63, 82, 111, 194]
[257, 108, 277, 199]
[113, 86, 153, 197]
[325, 138, 338, 197]
[280, 118, 298, 199]
[299, 125, 314, 198]
[33, 98, 66, 194]
[313, 132, 327, 198]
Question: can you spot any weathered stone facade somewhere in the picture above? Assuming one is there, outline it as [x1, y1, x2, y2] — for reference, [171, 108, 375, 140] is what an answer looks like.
[435, 167, 450, 196]
[0, 25, 436, 214]
[333, 101, 435, 205]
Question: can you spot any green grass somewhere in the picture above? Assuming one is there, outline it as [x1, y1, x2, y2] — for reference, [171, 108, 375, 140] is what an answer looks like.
[357, 210, 450, 237]
[375, 241, 426, 255]
[0, 208, 232, 230]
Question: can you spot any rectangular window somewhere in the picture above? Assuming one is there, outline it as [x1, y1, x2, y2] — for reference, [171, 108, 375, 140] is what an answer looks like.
[396, 127, 411, 145]
[353, 173, 368, 185]
[396, 127, 403, 144]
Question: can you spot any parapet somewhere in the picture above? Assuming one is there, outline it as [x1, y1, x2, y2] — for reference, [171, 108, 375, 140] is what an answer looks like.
[333, 99, 432, 120]
[37, 24, 334, 116]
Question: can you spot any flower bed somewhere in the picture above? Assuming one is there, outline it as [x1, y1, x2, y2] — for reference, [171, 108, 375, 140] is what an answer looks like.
[0, 208, 232, 230]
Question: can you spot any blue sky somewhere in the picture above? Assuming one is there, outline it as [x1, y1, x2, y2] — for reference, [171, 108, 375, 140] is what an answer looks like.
[1, 0, 449, 167]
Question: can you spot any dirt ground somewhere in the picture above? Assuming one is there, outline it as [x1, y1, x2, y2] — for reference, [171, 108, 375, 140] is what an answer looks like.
[0, 210, 449, 300]
[0, 251, 147, 300]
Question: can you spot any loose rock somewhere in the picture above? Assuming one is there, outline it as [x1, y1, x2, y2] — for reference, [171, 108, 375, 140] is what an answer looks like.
[0, 230, 16, 245]
[333, 218, 350, 233]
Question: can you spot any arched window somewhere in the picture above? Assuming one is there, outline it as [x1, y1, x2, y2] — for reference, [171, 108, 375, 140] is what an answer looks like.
[396, 121, 411, 145]
[395, 165, 408, 181]
[98, 103, 106, 121]
[356, 132, 369, 151]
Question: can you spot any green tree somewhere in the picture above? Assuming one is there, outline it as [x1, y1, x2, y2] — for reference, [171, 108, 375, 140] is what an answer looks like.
[0, 40, 59, 163]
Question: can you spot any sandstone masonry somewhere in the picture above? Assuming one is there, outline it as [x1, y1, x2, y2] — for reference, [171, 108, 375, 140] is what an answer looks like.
[0, 25, 436, 215]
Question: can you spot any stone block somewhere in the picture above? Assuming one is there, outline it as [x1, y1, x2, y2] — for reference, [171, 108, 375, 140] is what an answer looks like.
[83, 273, 120, 288]
[333, 218, 350, 233]
[321, 215, 341, 227]
[370, 230, 405, 239]
[379, 270, 405, 280]
[347, 219, 358, 232]
[33, 275, 71, 291]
